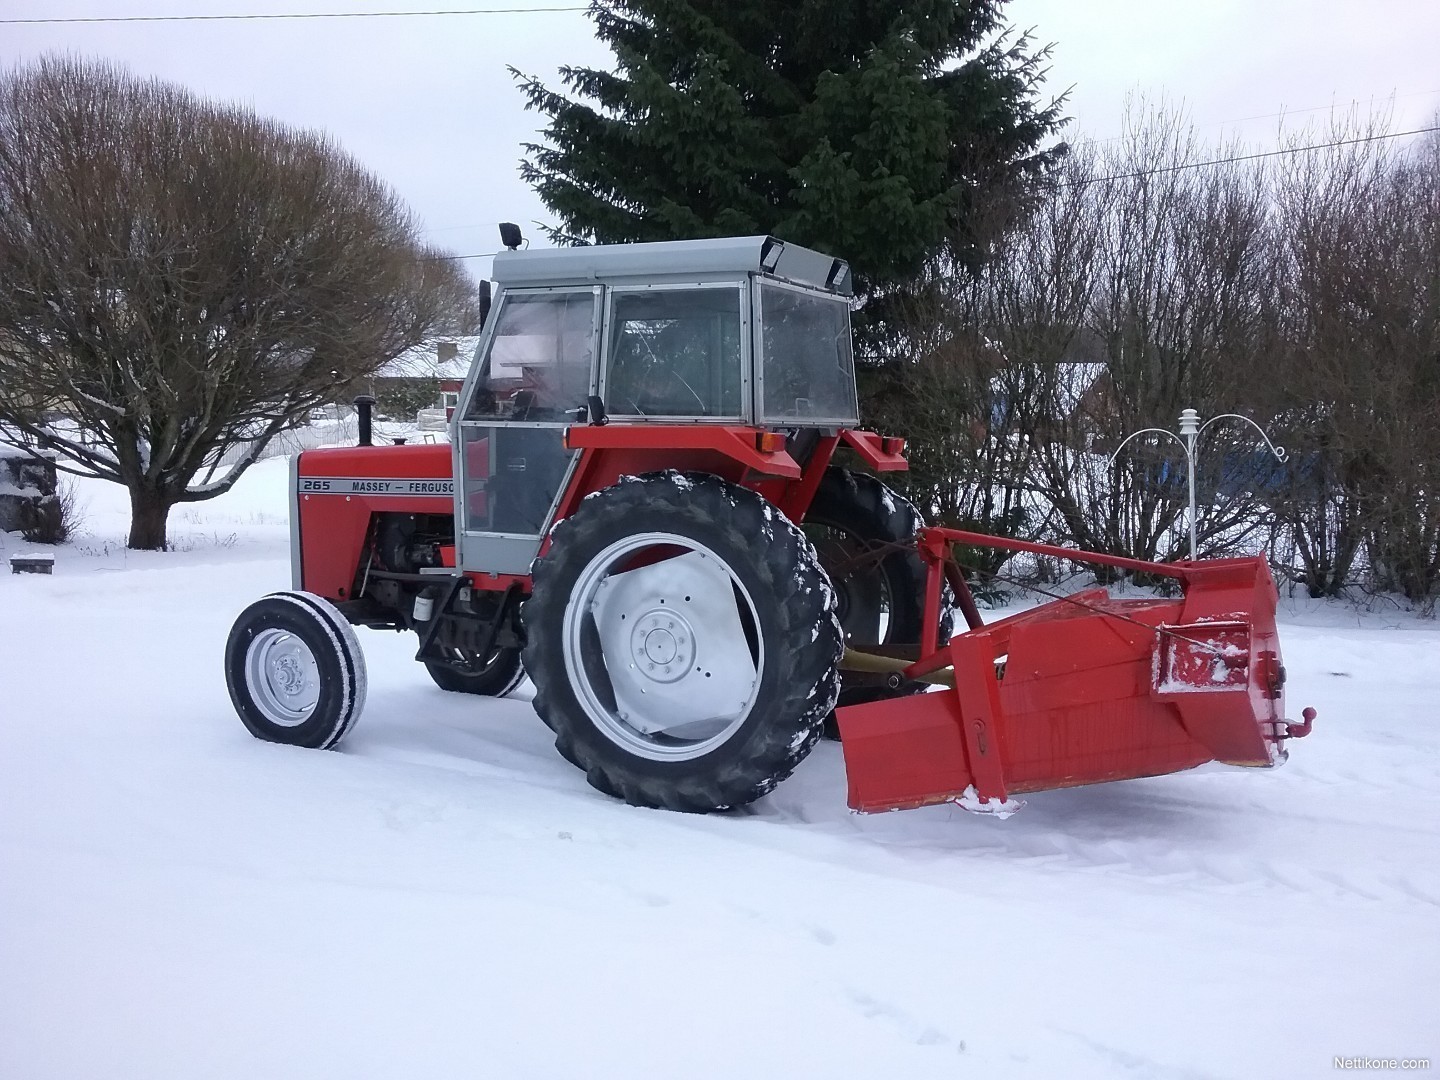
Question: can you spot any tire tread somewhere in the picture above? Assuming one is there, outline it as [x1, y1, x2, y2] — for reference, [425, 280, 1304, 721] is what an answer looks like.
[525, 472, 841, 812]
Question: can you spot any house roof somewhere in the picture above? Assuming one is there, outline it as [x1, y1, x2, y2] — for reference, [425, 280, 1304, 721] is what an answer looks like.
[1052, 362, 1108, 414]
[374, 337, 480, 381]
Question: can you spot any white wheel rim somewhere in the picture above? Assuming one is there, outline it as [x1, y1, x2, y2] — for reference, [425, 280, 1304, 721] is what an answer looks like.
[562, 532, 764, 762]
[245, 627, 322, 727]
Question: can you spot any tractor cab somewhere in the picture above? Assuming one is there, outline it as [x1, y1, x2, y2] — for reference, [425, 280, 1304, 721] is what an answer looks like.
[453, 236, 858, 574]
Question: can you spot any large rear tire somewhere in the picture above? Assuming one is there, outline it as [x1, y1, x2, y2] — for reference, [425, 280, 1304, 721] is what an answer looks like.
[524, 472, 842, 812]
[225, 591, 368, 750]
[804, 468, 947, 738]
[805, 466, 930, 648]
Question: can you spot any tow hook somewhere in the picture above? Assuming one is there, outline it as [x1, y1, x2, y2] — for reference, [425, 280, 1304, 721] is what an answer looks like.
[1283, 707, 1317, 739]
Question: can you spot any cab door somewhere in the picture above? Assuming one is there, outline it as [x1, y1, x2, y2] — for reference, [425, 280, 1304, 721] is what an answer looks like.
[453, 287, 600, 574]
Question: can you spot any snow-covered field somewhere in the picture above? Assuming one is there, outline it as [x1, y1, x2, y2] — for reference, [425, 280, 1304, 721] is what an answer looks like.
[2, 460, 1437, 1079]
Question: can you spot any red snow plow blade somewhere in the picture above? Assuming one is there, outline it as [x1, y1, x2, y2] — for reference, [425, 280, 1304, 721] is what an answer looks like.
[838, 529, 1315, 814]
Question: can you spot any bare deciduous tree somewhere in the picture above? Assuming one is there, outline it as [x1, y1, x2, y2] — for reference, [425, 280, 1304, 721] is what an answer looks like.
[866, 101, 1440, 603]
[1261, 116, 1440, 599]
[875, 106, 1279, 581]
[1366, 127, 1440, 601]
[0, 56, 476, 548]
[1025, 104, 1275, 566]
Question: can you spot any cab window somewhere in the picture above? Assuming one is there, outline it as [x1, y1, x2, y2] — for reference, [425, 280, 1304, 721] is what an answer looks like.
[605, 287, 743, 418]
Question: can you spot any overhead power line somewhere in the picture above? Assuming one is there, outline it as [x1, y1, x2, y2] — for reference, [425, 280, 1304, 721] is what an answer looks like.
[428, 127, 1440, 262]
[1223, 87, 1440, 126]
[1074, 124, 1440, 186]
[1089, 88, 1440, 146]
[0, 6, 585, 26]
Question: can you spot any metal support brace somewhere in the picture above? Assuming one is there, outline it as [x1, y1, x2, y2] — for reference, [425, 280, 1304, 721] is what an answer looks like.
[918, 529, 948, 657]
[469, 582, 522, 662]
[414, 579, 523, 669]
[948, 634, 1009, 804]
[414, 574, 469, 663]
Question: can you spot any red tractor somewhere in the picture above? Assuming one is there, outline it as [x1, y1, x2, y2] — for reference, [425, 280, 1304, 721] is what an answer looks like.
[225, 233, 1313, 815]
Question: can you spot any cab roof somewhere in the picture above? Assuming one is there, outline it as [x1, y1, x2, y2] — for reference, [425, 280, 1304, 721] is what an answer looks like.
[490, 235, 851, 296]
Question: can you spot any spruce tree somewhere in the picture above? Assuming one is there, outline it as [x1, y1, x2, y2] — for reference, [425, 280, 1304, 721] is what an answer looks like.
[514, 0, 1065, 314]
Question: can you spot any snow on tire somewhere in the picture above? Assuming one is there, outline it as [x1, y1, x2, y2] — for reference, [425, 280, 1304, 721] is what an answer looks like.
[524, 471, 843, 813]
[225, 590, 368, 750]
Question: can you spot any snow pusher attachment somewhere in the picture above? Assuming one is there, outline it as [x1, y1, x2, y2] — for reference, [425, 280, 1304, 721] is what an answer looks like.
[838, 529, 1315, 814]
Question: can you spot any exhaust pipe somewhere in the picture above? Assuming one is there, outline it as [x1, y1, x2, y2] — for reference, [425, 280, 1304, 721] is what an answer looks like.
[353, 394, 376, 447]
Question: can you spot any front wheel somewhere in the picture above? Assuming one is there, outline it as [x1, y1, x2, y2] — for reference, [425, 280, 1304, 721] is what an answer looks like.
[225, 591, 368, 749]
[524, 472, 842, 812]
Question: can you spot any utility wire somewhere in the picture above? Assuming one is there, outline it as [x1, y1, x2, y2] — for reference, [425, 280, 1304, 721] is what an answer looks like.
[0, 6, 585, 25]
[1224, 88, 1440, 126]
[1071, 124, 1440, 186]
[1089, 88, 1440, 145]
[432, 125, 1440, 259]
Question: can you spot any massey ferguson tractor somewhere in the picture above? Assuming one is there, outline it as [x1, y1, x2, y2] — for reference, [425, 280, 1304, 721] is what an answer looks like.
[225, 232, 1314, 815]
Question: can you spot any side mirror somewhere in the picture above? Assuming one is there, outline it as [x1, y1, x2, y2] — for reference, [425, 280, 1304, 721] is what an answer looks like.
[477, 280, 492, 327]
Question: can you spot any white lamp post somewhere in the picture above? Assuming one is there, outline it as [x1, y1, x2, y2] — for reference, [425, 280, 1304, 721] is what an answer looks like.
[1110, 409, 1287, 561]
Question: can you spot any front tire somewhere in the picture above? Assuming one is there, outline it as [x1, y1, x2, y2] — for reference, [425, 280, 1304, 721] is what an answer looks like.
[524, 472, 842, 812]
[225, 591, 368, 749]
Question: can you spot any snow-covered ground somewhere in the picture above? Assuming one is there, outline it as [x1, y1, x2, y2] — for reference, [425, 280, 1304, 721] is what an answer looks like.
[2, 460, 1437, 1079]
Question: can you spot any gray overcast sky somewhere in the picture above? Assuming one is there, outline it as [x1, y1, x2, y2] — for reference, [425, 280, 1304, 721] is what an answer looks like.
[4, 0, 1438, 283]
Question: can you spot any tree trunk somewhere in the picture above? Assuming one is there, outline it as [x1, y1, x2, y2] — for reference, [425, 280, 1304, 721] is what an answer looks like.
[127, 485, 172, 550]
